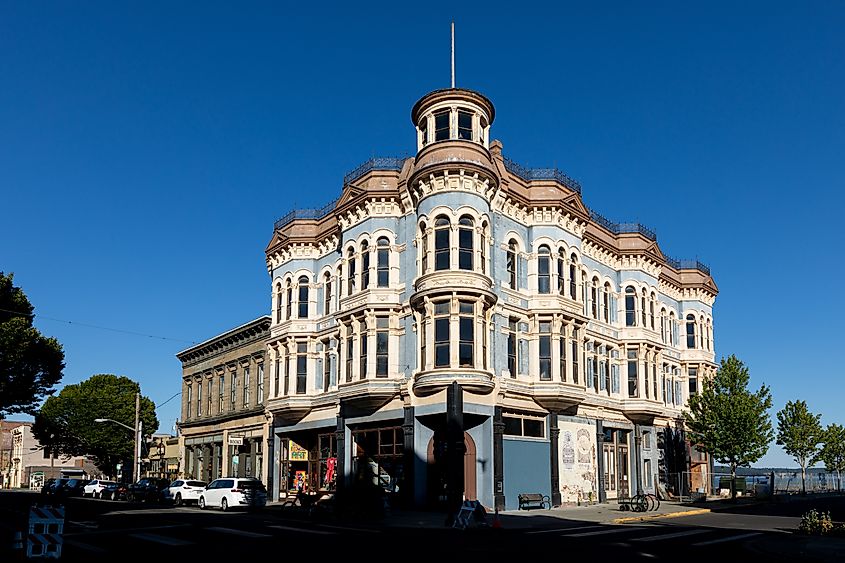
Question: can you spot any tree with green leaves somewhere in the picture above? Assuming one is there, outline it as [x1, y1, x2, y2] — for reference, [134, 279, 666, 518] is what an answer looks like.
[0, 272, 65, 419]
[813, 423, 845, 493]
[776, 400, 823, 495]
[32, 374, 158, 477]
[684, 355, 773, 500]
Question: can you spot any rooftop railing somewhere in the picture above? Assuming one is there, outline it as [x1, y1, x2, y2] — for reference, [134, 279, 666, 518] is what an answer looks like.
[665, 257, 711, 275]
[503, 156, 582, 195]
[588, 208, 657, 241]
[342, 156, 405, 186]
[273, 198, 338, 231]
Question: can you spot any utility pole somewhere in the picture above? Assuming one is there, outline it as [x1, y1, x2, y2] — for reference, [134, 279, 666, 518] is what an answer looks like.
[133, 392, 140, 482]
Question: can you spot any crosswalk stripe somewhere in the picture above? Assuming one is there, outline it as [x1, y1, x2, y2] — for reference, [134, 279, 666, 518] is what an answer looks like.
[266, 524, 335, 535]
[527, 525, 604, 535]
[205, 526, 272, 538]
[64, 539, 106, 553]
[130, 533, 193, 546]
[692, 532, 762, 546]
[318, 524, 380, 534]
[565, 527, 642, 537]
[633, 529, 710, 542]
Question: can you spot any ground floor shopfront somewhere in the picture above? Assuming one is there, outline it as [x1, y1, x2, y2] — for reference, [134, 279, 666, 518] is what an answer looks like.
[268, 392, 687, 510]
[179, 417, 270, 484]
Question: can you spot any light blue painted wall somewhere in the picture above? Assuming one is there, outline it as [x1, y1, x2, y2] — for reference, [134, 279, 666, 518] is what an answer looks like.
[503, 438, 551, 511]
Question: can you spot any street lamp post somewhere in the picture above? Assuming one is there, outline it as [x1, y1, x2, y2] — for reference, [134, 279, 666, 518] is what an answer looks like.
[94, 391, 142, 482]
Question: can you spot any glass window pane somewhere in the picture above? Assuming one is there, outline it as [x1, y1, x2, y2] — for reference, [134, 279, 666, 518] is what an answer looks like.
[523, 419, 544, 438]
[503, 416, 521, 436]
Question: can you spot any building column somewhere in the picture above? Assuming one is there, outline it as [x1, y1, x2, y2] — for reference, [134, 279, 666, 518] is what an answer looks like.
[221, 429, 230, 478]
[445, 382, 465, 517]
[493, 406, 505, 511]
[335, 402, 347, 493]
[596, 420, 607, 503]
[402, 405, 415, 508]
[633, 424, 643, 496]
[549, 414, 561, 507]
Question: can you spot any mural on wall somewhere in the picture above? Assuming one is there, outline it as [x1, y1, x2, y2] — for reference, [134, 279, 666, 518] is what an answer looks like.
[559, 419, 598, 504]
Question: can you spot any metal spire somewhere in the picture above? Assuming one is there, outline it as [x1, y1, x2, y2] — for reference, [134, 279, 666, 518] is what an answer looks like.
[451, 21, 455, 88]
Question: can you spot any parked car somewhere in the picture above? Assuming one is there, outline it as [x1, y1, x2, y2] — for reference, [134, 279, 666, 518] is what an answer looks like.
[162, 479, 207, 506]
[198, 477, 267, 511]
[59, 478, 88, 497]
[45, 478, 70, 496]
[101, 482, 129, 501]
[127, 477, 171, 503]
[40, 478, 57, 495]
[83, 479, 116, 498]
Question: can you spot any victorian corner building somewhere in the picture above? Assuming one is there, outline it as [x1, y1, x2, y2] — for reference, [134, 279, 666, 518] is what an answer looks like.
[177, 87, 718, 510]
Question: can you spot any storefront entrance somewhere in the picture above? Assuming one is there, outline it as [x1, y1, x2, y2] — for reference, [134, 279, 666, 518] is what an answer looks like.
[602, 428, 630, 499]
[426, 432, 477, 507]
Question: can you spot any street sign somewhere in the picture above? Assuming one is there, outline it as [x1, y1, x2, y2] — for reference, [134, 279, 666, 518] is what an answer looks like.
[227, 436, 243, 446]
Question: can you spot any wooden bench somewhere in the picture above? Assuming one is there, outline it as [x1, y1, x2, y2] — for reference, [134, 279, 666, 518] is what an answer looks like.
[518, 493, 551, 510]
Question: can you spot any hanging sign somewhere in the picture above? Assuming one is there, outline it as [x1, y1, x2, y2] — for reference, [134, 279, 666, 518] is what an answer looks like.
[289, 440, 308, 461]
[227, 436, 244, 446]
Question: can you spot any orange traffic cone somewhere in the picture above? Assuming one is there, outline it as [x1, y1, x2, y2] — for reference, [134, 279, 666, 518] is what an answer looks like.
[492, 506, 502, 529]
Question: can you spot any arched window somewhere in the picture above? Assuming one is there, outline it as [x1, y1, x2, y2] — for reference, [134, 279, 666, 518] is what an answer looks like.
[360, 240, 370, 290]
[591, 277, 599, 318]
[458, 216, 474, 270]
[323, 272, 332, 315]
[537, 245, 551, 294]
[625, 286, 636, 327]
[649, 293, 656, 330]
[669, 311, 676, 344]
[275, 283, 283, 323]
[297, 276, 309, 319]
[346, 247, 356, 295]
[699, 315, 705, 349]
[569, 254, 578, 300]
[480, 221, 488, 275]
[434, 216, 450, 271]
[558, 249, 566, 295]
[706, 319, 712, 351]
[507, 239, 517, 289]
[660, 308, 667, 343]
[377, 237, 390, 287]
[420, 222, 429, 273]
[285, 279, 293, 321]
[641, 288, 647, 326]
[686, 314, 697, 349]
[603, 282, 611, 322]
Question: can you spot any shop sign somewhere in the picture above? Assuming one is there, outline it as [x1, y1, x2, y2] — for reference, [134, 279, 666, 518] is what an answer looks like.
[289, 440, 308, 461]
[227, 436, 244, 446]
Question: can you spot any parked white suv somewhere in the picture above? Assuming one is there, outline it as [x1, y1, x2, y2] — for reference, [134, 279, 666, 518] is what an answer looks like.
[198, 477, 267, 511]
[83, 479, 116, 498]
[163, 479, 207, 506]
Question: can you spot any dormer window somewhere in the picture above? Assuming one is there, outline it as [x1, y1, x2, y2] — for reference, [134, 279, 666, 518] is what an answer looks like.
[434, 110, 450, 141]
[458, 110, 473, 140]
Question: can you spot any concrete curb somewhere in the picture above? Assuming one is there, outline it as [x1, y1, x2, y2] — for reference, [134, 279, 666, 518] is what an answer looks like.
[611, 507, 711, 524]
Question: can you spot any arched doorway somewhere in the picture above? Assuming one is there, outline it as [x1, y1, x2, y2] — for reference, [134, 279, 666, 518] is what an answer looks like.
[426, 432, 477, 505]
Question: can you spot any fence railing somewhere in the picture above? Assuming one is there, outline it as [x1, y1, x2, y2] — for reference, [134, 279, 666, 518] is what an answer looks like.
[503, 156, 582, 195]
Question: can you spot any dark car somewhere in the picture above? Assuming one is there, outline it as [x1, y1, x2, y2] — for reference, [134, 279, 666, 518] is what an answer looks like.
[59, 478, 88, 497]
[101, 482, 129, 501]
[45, 478, 70, 496]
[127, 478, 171, 503]
[40, 478, 57, 495]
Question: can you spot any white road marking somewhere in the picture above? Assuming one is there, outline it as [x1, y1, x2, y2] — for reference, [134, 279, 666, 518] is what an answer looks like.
[565, 527, 642, 537]
[129, 533, 193, 546]
[64, 539, 106, 553]
[318, 524, 380, 533]
[205, 526, 272, 538]
[527, 525, 604, 535]
[633, 529, 710, 542]
[266, 524, 335, 535]
[692, 532, 762, 546]
[64, 524, 189, 537]
[67, 520, 98, 529]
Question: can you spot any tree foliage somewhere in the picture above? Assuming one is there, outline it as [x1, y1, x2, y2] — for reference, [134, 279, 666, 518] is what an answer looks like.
[814, 423, 845, 491]
[0, 272, 65, 419]
[776, 400, 823, 494]
[32, 374, 158, 476]
[684, 355, 773, 499]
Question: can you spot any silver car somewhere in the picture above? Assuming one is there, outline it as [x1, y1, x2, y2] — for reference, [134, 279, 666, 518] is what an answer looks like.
[198, 478, 267, 511]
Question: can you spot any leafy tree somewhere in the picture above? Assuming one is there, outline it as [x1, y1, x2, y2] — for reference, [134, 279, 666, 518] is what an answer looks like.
[776, 400, 823, 495]
[0, 272, 65, 419]
[684, 355, 773, 500]
[813, 423, 845, 493]
[32, 374, 158, 477]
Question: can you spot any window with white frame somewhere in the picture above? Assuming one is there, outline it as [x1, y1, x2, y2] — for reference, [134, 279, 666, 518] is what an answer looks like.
[507, 240, 518, 290]
[361, 240, 370, 290]
[324, 272, 332, 315]
[538, 246, 551, 294]
[627, 348, 638, 397]
[243, 365, 250, 407]
[538, 320, 552, 381]
[296, 341, 307, 394]
[434, 216, 450, 271]
[625, 286, 636, 327]
[257, 363, 264, 404]
[377, 237, 390, 287]
[346, 247, 356, 295]
[507, 318, 518, 377]
[503, 413, 545, 438]
[376, 316, 389, 377]
[434, 301, 450, 368]
[458, 216, 474, 271]
[298, 276, 309, 319]
[458, 301, 474, 367]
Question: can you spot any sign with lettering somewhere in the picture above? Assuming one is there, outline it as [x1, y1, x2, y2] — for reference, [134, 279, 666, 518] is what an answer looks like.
[289, 440, 308, 461]
[227, 436, 244, 446]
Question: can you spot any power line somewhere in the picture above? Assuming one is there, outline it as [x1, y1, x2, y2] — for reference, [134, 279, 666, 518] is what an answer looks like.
[0, 307, 198, 345]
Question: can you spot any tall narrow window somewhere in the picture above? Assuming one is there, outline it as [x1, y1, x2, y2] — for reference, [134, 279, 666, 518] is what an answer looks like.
[285, 280, 292, 321]
[207, 379, 212, 416]
[458, 301, 474, 367]
[652, 360, 658, 400]
[420, 222, 429, 273]
[377, 237, 390, 287]
[649, 294, 655, 329]
[627, 349, 638, 397]
[297, 276, 309, 319]
[641, 289, 647, 326]
[196, 380, 202, 417]
[603, 282, 611, 322]
[434, 301, 450, 368]
[186, 383, 192, 419]
[591, 277, 599, 318]
[376, 317, 389, 377]
[699, 315, 705, 349]
[361, 241, 370, 290]
[559, 327, 567, 382]
[686, 314, 697, 349]
[296, 342, 307, 394]
[283, 350, 289, 395]
[323, 343, 331, 391]
[458, 110, 473, 140]
[419, 118, 428, 146]
[419, 316, 427, 371]
[360, 330, 368, 379]
[257, 363, 264, 404]
[345, 333, 353, 382]
[507, 319, 517, 377]
[706, 320, 711, 351]
[539, 320, 551, 381]
[243, 365, 250, 407]
[660, 309, 667, 343]
[557, 249, 566, 295]
[571, 328, 579, 384]
[669, 312, 676, 345]
[458, 216, 474, 270]
[434, 110, 450, 141]
[324, 272, 332, 315]
[275, 284, 283, 323]
[625, 286, 636, 327]
[605, 352, 611, 393]
[480, 221, 488, 274]
[688, 367, 698, 396]
[507, 240, 518, 289]
[434, 216, 450, 271]
[537, 245, 551, 294]
[569, 254, 578, 300]
[347, 248, 356, 295]
[231, 369, 237, 408]
[218, 374, 225, 412]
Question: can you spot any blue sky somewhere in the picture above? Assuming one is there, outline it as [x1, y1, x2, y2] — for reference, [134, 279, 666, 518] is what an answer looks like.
[1, 2, 843, 468]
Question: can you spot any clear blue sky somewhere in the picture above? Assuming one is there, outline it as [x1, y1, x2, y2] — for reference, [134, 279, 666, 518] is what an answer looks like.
[1, 2, 843, 468]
